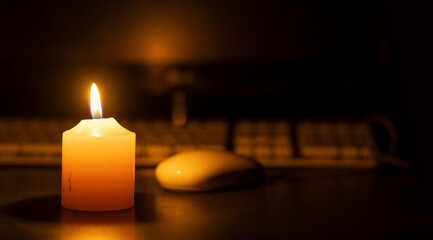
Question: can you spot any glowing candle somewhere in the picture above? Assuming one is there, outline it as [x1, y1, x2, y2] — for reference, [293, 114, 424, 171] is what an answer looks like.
[62, 83, 135, 211]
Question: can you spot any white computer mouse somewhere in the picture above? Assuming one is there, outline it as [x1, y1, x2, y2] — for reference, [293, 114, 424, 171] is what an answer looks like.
[155, 150, 265, 192]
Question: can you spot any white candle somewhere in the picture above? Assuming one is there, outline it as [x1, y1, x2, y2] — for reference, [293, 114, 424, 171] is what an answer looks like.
[61, 83, 135, 211]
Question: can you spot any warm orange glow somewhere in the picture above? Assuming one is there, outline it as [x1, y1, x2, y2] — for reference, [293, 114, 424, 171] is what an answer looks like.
[60, 225, 136, 240]
[62, 118, 136, 211]
[90, 83, 103, 119]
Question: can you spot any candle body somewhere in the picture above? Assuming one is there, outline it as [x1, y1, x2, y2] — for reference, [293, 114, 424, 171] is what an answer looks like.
[62, 118, 135, 211]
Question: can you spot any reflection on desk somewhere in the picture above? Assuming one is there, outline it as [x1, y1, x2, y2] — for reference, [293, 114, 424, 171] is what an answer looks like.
[0, 167, 432, 240]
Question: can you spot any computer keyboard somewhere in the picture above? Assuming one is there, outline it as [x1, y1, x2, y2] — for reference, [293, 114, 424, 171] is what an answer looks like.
[233, 119, 377, 168]
[0, 118, 378, 168]
[233, 119, 294, 165]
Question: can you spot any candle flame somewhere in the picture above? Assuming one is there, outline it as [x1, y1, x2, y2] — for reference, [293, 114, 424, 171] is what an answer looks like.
[90, 83, 103, 119]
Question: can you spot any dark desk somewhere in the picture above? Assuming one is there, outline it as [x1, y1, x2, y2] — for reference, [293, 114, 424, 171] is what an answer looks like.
[1, 167, 432, 240]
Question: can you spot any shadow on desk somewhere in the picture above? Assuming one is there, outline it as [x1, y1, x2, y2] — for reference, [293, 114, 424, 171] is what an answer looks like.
[2, 193, 155, 223]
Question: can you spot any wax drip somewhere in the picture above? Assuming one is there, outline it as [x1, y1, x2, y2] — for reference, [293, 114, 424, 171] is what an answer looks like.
[68, 171, 72, 192]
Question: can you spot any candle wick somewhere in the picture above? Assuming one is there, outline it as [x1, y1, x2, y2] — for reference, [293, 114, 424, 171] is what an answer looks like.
[92, 109, 103, 119]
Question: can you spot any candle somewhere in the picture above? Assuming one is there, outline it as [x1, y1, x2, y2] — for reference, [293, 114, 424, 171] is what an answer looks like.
[61, 83, 136, 211]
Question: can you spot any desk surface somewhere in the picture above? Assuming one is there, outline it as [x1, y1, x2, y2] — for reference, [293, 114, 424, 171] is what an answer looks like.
[0, 167, 432, 240]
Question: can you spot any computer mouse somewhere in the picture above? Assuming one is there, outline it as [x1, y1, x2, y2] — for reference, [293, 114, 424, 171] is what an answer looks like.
[155, 150, 265, 192]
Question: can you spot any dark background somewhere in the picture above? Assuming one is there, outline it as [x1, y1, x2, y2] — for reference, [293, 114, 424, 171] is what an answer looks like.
[0, 0, 431, 167]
